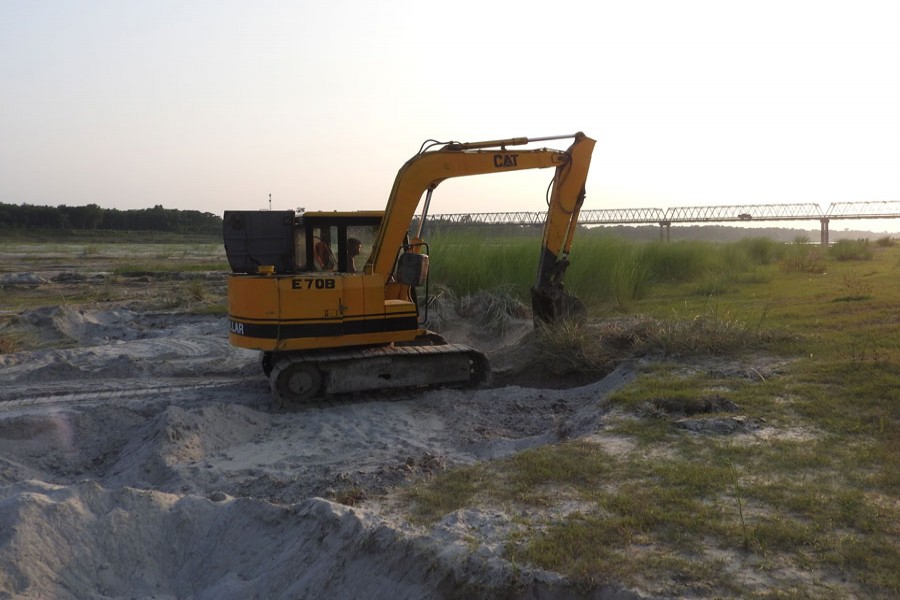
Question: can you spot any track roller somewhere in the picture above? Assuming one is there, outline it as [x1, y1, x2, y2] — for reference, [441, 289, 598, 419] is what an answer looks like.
[269, 359, 323, 408]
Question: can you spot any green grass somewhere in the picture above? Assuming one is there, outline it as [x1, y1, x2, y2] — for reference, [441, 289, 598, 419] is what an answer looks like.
[3, 229, 898, 595]
[529, 321, 617, 375]
[0, 238, 229, 339]
[426, 232, 818, 313]
[401, 236, 900, 598]
[830, 238, 875, 261]
[0, 228, 220, 244]
[406, 466, 483, 524]
[0, 330, 29, 354]
[112, 261, 228, 275]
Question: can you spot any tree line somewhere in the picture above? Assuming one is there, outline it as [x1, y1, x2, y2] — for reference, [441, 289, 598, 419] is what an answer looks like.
[0, 203, 222, 234]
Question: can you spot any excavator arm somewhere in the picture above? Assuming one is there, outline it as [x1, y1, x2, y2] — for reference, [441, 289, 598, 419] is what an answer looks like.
[366, 132, 596, 323]
[531, 133, 596, 323]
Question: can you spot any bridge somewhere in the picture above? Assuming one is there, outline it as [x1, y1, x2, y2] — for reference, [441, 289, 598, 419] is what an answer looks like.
[430, 200, 900, 244]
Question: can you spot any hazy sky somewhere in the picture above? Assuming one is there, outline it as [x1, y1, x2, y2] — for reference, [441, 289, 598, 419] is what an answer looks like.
[1, 0, 898, 228]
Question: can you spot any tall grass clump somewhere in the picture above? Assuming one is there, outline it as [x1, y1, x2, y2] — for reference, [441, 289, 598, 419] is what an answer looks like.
[717, 243, 754, 274]
[429, 233, 795, 312]
[425, 284, 529, 335]
[0, 331, 26, 354]
[566, 237, 650, 310]
[781, 244, 827, 273]
[639, 241, 715, 283]
[605, 246, 650, 309]
[648, 302, 775, 355]
[458, 287, 529, 334]
[427, 232, 535, 298]
[531, 321, 613, 375]
[834, 272, 873, 301]
[732, 237, 783, 266]
[830, 239, 874, 261]
[429, 232, 653, 310]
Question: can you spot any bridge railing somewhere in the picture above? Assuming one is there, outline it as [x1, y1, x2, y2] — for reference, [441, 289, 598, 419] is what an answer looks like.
[664, 203, 822, 223]
[430, 201, 898, 226]
[825, 200, 900, 218]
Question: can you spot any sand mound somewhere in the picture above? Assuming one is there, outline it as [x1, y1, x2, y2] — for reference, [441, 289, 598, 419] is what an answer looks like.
[14, 306, 225, 347]
[0, 305, 646, 599]
[0, 481, 638, 599]
[106, 403, 271, 490]
[0, 482, 476, 599]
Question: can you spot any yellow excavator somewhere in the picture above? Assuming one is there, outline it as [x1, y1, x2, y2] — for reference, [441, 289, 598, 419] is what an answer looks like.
[224, 132, 595, 406]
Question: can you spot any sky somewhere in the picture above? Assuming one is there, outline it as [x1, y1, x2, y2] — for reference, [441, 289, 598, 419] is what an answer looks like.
[1, 0, 898, 230]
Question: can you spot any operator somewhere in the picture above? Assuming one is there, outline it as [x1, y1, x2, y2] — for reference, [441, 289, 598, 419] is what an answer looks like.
[347, 237, 362, 272]
[314, 239, 334, 270]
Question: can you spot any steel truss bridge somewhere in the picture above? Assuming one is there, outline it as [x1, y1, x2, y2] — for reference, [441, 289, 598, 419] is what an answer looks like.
[430, 200, 900, 244]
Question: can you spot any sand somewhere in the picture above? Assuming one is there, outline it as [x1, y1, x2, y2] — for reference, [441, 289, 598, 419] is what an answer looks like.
[0, 303, 641, 599]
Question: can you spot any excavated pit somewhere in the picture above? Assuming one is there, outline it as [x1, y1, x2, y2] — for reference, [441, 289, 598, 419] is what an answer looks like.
[0, 303, 642, 599]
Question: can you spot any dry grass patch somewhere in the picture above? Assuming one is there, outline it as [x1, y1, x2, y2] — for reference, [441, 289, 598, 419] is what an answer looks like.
[0, 330, 26, 354]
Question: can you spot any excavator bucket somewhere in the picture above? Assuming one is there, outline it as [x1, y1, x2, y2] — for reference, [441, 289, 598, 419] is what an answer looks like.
[531, 286, 586, 325]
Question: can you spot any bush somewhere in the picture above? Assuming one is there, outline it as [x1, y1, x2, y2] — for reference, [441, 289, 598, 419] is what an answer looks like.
[0, 331, 26, 354]
[567, 238, 650, 310]
[834, 272, 873, 301]
[692, 277, 734, 297]
[781, 246, 827, 273]
[647, 303, 775, 356]
[531, 321, 613, 375]
[735, 237, 782, 265]
[425, 285, 528, 335]
[428, 233, 535, 298]
[830, 239, 874, 261]
[640, 241, 713, 283]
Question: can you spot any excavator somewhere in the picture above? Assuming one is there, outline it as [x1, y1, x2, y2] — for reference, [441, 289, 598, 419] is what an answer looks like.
[223, 132, 595, 406]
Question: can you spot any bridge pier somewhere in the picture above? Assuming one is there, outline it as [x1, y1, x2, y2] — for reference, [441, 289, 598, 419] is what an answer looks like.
[659, 221, 671, 242]
[820, 218, 830, 246]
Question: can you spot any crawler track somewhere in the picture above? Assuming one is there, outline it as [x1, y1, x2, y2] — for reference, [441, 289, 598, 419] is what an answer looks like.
[269, 343, 491, 407]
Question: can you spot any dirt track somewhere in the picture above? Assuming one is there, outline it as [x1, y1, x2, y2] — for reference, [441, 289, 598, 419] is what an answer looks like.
[0, 295, 641, 599]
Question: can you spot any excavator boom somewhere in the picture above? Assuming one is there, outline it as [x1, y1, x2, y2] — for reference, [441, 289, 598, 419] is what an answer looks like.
[368, 132, 595, 322]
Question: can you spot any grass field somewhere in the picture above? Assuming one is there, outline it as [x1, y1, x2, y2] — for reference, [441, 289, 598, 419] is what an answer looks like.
[2, 230, 897, 596]
[414, 232, 900, 598]
[0, 237, 228, 319]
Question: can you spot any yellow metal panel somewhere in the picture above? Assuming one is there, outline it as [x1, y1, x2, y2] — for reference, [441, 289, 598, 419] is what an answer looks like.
[227, 271, 421, 352]
[340, 273, 373, 318]
[362, 274, 385, 316]
[228, 333, 276, 351]
[384, 281, 412, 301]
[277, 274, 341, 319]
[228, 275, 279, 320]
[384, 299, 416, 314]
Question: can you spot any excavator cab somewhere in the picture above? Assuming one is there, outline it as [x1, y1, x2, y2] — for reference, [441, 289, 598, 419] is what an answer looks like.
[295, 213, 382, 274]
[223, 210, 383, 276]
